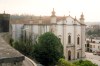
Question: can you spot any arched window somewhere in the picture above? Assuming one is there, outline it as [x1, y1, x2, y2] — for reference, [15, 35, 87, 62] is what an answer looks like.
[68, 35, 71, 44]
[77, 37, 80, 45]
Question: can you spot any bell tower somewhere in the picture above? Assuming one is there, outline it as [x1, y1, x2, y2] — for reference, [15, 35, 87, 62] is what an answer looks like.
[51, 8, 56, 24]
[80, 12, 86, 58]
[80, 12, 84, 24]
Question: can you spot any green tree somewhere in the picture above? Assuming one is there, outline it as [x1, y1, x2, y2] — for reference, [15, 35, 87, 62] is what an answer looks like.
[87, 30, 92, 36]
[86, 27, 100, 37]
[32, 32, 64, 66]
[73, 60, 98, 66]
[13, 34, 34, 56]
[57, 58, 75, 66]
[9, 38, 14, 46]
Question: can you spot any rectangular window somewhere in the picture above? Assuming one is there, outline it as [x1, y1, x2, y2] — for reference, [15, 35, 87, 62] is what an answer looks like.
[77, 37, 80, 45]
[94, 45, 95, 48]
[68, 35, 71, 44]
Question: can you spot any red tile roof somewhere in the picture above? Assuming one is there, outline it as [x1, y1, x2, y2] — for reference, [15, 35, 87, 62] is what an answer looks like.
[10, 16, 85, 25]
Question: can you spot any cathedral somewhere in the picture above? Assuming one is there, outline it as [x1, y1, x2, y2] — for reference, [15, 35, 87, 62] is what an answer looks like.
[11, 8, 86, 60]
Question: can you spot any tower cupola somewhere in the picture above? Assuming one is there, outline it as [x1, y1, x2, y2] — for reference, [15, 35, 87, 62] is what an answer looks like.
[80, 12, 84, 20]
[80, 12, 85, 24]
[51, 8, 56, 17]
[51, 8, 56, 23]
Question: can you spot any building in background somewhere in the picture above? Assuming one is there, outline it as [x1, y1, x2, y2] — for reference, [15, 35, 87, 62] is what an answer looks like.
[85, 38, 100, 52]
[10, 9, 86, 61]
[0, 12, 25, 66]
[0, 12, 10, 42]
[0, 11, 10, 32]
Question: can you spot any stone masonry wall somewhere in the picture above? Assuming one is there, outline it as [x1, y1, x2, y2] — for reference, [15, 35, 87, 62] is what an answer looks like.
[0, 33, 25, 66]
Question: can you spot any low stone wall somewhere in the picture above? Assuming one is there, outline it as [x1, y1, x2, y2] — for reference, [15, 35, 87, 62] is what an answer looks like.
[0, 32, 10, 43]
[0, 34, 25, 66]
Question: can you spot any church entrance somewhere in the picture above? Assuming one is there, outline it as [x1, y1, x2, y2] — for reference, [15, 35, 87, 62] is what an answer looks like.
[77, 52, 79, 59]
[68, 50, 71, 60]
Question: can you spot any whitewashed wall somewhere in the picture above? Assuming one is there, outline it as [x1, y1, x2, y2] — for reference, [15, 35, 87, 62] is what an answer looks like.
[90, 43, 100, 52]
[11, 24, 23, 40]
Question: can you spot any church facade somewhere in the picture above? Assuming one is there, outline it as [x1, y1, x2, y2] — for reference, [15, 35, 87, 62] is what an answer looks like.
[11, 9, 86, 60]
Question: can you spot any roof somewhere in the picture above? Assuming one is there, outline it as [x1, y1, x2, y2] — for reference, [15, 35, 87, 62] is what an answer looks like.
[10, 16, 86, 25]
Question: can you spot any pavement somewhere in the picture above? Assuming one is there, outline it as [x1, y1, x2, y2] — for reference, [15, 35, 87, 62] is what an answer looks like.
[85, 52, 100, 66]
[23, 57, 37, 66]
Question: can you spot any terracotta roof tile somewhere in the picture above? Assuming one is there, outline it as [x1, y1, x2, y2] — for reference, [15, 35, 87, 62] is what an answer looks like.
[10, 16, 85, 25]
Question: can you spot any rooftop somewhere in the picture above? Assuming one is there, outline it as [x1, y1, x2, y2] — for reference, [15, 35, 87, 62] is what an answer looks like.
[0, 34, 24, 63]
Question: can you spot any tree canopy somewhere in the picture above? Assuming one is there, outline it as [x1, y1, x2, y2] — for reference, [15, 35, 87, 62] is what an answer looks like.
[73, 60, 98, 66]
[57, 58, 75, 66]
[86, 27, 100, 37]
[13, 34, 34, 56]
[32, 32, 64, 66]
[57, 59, 98, 66]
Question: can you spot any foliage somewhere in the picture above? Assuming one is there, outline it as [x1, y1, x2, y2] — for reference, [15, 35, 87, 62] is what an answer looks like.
[57, 58, 75, 66]
[13, 34, 34, 56]
[73, 60, 98, 66]
[87, 30, 92, 36]
[32, 32, 64, 66]
[57, 59, 98, 66]
[9, 38, 14, 46]
[86, 28, 100, 37]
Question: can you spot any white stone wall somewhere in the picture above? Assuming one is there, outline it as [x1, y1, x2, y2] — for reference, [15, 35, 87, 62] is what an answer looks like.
[11, 24, 23, 40]
[81, 26, 86, 58]
[66, 26, 74, 45]
[56, 17, 84, 60]
[76, 26, 82, 58]
[91, 39, 100, 44]
[90, 43, 100, 52]
[66, 16, 74, 25]
[51, 17, 56, 23]
[56, 25, 63, 43]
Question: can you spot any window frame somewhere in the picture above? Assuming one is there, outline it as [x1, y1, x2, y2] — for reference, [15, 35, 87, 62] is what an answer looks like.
[68, 35, 71, 44]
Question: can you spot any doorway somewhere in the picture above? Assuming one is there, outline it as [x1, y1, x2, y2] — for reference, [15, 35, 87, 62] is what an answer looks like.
[68, 50, 71, 60]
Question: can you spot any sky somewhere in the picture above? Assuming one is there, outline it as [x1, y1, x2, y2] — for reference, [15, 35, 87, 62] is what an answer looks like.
[0, 0, 100, 22]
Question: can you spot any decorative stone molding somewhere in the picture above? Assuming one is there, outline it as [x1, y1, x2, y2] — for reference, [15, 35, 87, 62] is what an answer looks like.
[66, 44, 75, 48]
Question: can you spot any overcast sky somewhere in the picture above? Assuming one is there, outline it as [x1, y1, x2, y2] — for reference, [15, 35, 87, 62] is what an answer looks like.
[0, 0, 100, 22]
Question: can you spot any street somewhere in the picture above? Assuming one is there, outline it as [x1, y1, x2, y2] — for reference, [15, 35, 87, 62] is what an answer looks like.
[22, 57, 37, 66]
[85, 52, 100, 66]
